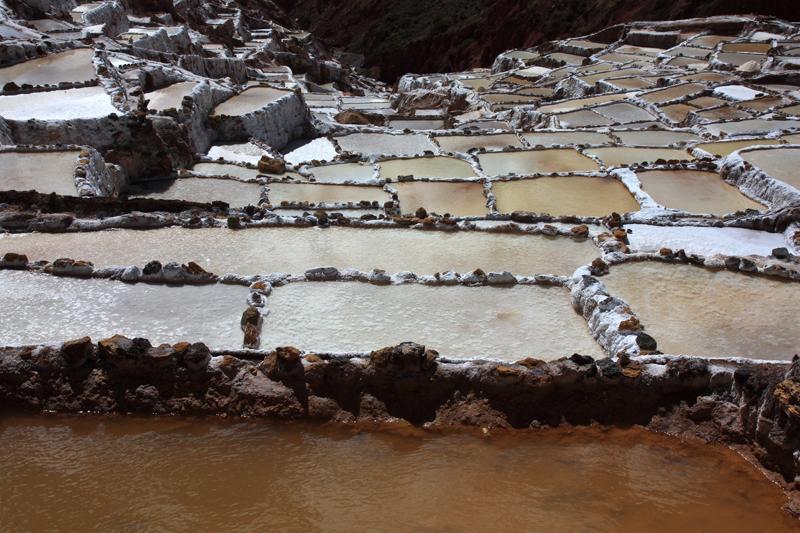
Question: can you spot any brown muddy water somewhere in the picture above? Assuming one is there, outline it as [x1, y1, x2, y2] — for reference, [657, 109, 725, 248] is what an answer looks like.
[0, 415, 795, 533]
[493, 176, 639, 216]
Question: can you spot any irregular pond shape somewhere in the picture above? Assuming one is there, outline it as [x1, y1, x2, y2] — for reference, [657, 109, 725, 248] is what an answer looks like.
[493, 176, 639, 216]
[636, 169, 765, 214]
[211, 86, 292, 116]
[0, 86, 117, 120]
[0, 48, 95, 86]
[739, 147, 800, 190]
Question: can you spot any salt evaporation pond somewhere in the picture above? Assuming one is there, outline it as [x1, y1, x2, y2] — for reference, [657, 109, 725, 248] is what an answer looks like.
[602, 262, 800, 359]
[434, 133, 523, 152]
[335, 133, 436, 157]
[131, 177, 262, 206]
[739, 147, 800, 189]
[211, 86, 291, 116]
[144, 81, 198, 112]
[267, 183, 388, 204]
[191, 162, 260, 180]
[395, 181, 487, 216]
[624, 224, 786, 257]
[613, 130, 700, 146]
[0, 271, 247, 349]
[0, 151, 78, 195]
[307, 162, 376, 183]
[477, 149, 600, 176]
[379, 156, 477, 180]
[585, 147, 693, 167]
[493, 176, 639, 216]
[694, 139, 783, 157]
[636, 169, 765, 214]
[0, 227, 599, 276]
[520, 131, 613, 147]
[0, 86, 117, 120]
[262, 283, 602, 359]
[0, 48, 95, 86]
[1, 417, 794, 533]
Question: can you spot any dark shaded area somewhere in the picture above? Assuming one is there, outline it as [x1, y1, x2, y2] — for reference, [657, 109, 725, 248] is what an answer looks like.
[276, 0, 798, 82]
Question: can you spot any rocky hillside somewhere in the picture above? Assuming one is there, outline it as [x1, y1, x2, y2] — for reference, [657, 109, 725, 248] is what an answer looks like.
[277, 0, 797, 81]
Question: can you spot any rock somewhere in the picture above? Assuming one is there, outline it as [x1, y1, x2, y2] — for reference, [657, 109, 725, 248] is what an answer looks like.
[162, 262, 184, 283]
[227, 216, 242, 229]
[570, 224, 589, 237]
[738, 258, 756, 272]
[1, 252, 28, 269]
[261, 346, 304, 384]
[97, 335, 165, 374]
[175, 342, 211, 371]
[772, 247, 791, 260]
[659, 247, 673, 257]
[635, 332, 657, 351]
[61, 337, 94, 368]
[370, 342, 438, 372]
[120, 265, 141, 282]
[258, 155, 286, 174]
[48, 258, 93, 278]
[589, 257, 609, 275]
[243, 323, 260, 349]
[724, 256, 741, 271]
[142, 260, 163, 276]
[241, 306, 261, 328]
[618, 316, 640, 332]
[305, 266, 339, 281]
[486, 271, 517, 285]
[369, 268, 392, 285]
[334, 110, 384, 126]
[415, 207, 428, 218]
[569, 353, 595, 366]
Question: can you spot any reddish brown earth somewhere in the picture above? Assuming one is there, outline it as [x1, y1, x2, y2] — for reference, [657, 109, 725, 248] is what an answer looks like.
[276, 0, 796, 82]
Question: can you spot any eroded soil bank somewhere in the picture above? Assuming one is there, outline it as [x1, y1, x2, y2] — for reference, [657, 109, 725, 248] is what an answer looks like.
[2, 337, 799, 519]
[0, 414, 796, 532]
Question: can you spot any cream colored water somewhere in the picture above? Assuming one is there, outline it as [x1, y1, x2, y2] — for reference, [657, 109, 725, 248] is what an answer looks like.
[268, 183, 388, 204]
[494, 176, 639, 216]
[308, 162, 375, 183]
[695, 139, 782, 157]
[395, 181, 487, 216]
[0, 151, 78, 195]
[133, 177, 262, 206]
[521, 131, 612, 146]
[211, 86, 291, 116]
[1, 417, 794, 533]
[478, 149, 600, 176]
[263, 283, 601, 359]
[0, 48, 95, 86]
[335, 133, 435, 157]
[379, 156, 477, 180]
[0, 271, 247, 349]
[585, 147, 693, 167]
[0, 227, 598, 276]
[434, 133, 522, 152]
[740, 147, 800, 189]
[145, 81, 198, 112]
[191, 162, 260, 180]
[602, 262, 800, 359]
[637, 170, 765, 214]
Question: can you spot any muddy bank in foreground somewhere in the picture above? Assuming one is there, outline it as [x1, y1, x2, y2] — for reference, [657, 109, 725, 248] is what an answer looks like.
[1, 336, 799, 518]
[1, 414, 796, 532]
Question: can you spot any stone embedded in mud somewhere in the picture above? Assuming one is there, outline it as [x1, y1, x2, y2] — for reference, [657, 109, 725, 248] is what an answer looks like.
[61, 337, 94, 368]
[772, 248, 791, 260]
[47, 258, 93, 278]
[258, 156, 286, 174]
[174, 342, 211, 371]
[121, 265, 141, 282]
[635, 332, 658, 351]
[370, 342, 438, 372]
[98, 335, 159, 374]
[570, 225, 589, 238]
[261, 346, 304, 384]
[589, 257, 609, 275]
[486, 271, 517, 285]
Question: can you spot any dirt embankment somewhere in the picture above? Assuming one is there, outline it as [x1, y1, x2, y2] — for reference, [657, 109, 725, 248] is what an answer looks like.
[276, 0, 796, 82]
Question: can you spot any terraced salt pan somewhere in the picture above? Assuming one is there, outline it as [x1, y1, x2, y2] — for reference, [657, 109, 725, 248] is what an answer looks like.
[335, 133, 436, 157]
[379, 156, 477, 180]
[144, 81, 198, 112]
[603, 262, 800, 360]
[493, 176, 639, 216]
[613, 130, 700, 146]
[694, 139, 782, 157]
[0, 270, 247, 350]
[625, 224, 786, 257]
[585, 147, 693, 167]
[267, 183, 388, 205]
[191, 162, 260, 180]
[434, 134, 522, 152]
[0, 227, 599, 276]
[205, 143, 267, 165]
[0, 86, 116, 120]
[638, 83, 705, 104]
[555, 109, 614, 128]
[262, 283, 602, 359]
[395, 181, 487, 216]
[131, 177, 262, 207]
[211, 86, 292, 116]
[0, 49, 95, 87]
[307, 162, 375, 183]
[537, 93, 632, 114]
[478, 149, 600, 176]
[0, 151, 78, 195]
[388, 119, 444, 130]
[283, 138, 337, 165]
[704, 119, 800, 137]
[593, 103, 658, 124]
[521, 131, 613, 147]
[636, 170, 765, 214]
[739, 147, 800, 190]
